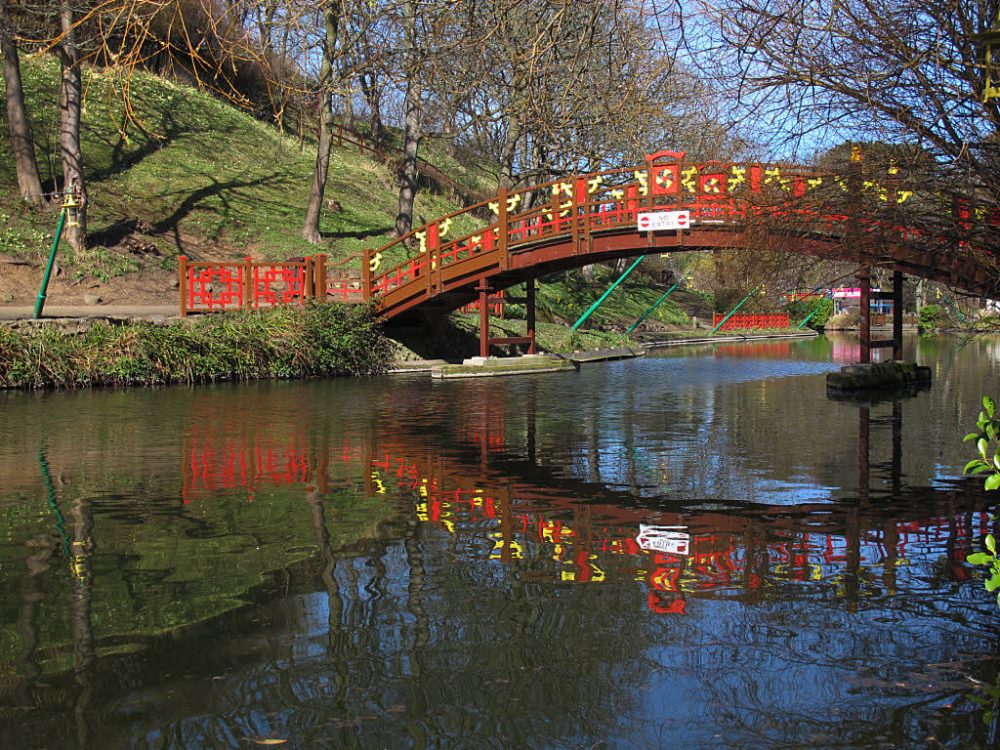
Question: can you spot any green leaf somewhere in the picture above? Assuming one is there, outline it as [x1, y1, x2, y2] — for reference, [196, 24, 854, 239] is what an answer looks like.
[985, 396, 996, 417]
[989, 423, 999, 442]
[965, 432, 983, 442]
[969, 464, 992, 475]
[968, 552, 993, 565]
[985, 474, 1000, 491]
[986, 573, 1000, 592]
[965, 459, 984, 474]
[987, 534, 997, 554]
[979, 438, 990, 458]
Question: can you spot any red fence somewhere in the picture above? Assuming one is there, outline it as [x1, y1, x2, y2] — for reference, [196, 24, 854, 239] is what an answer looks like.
[711, 313, 790, 331]
[179, 255, 333, 316]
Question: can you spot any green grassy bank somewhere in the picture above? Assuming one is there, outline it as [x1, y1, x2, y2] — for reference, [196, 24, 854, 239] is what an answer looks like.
[0, 304, 393, 389]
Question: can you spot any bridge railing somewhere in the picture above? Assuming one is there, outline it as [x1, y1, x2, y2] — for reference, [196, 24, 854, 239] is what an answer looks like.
[362, 157, 1000, 316]
[363, 162, 864, 298]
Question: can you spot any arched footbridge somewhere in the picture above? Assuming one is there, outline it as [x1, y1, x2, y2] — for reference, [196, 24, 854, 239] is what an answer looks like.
[179, 150, 1000, 357]
[354, 150, 1000, 324]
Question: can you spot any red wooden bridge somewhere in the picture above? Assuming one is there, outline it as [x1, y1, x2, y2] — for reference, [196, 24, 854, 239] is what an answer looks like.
[181, 150, 1000, 359]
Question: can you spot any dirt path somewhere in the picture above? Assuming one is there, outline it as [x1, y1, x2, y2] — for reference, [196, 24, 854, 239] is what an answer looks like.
[0, 305, 178, 321]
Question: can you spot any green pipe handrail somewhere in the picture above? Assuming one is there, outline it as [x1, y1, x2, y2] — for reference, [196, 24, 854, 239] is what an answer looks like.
[571, 256, 645, 331]
[627, 276, 687, 333]
[710, 284, 763, 334]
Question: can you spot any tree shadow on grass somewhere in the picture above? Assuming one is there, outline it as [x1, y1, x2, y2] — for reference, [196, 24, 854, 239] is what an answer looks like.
[88, 112, 183, 183]
[320, 225, 394, 241]
[152, 171, 295, 252]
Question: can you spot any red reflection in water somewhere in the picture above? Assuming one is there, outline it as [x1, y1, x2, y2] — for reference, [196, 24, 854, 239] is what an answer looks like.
[181, 427, 993, 616]
[715, 341, 792, 359]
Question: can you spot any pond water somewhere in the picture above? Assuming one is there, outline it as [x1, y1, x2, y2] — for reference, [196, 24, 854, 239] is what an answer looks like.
[0, 333, 998, 749]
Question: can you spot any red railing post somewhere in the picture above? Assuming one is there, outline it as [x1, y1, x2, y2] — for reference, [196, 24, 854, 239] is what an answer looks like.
[243, 256, 253, 309]
[315, 254, 327, 301]
[304, 256, 313, 306]
[178, 255, 188, 317]
[362, 249, 372, 300]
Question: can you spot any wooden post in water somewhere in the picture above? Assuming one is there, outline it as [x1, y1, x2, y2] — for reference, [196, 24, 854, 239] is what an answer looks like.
[858, 266, 871, 364]
[892, 270, 904, 360]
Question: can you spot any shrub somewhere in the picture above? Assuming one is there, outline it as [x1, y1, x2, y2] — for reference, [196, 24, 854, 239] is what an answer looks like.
[0, 305, 392, 390]
[825, 310, 860, 330]
[963, 396, 1000, 608]
[785, 297, 834, 330]
[917, 304, 948, 331]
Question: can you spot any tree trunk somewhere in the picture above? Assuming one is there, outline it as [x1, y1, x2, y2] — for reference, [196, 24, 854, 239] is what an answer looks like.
[58, 0, 86, 249]
[301, 3, 340, 244]
[394, 0, 421, 238]
[302, 93, 334, 243]
[1, 0, 44, 207]
[359, 74, 386, 143]
[498, 128, 518, 191]
[394, 76, 420, 237]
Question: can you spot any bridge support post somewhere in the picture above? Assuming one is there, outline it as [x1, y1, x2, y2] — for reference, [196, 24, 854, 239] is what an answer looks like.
[892, 270, 904, 361]
[858, 266, 871, 364]
[478, 277, 490, 359]
[526, 277, 537, 354]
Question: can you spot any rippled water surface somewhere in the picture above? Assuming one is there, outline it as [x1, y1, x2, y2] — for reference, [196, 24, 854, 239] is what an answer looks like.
[1, 333, 999, 749]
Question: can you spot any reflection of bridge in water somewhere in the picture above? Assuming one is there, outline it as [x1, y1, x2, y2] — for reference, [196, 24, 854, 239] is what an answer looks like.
[181, 395, 993, 617]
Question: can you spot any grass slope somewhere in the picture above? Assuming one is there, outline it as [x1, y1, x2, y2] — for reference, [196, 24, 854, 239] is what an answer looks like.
[0, 56, 478, 269]
[0, 56, 700, 336]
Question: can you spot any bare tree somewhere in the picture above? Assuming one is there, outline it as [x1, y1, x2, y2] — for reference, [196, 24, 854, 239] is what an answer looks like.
[1, 0, 44, 207]
[302, 1, 342, 244]
[694, 0, 1000, 197]
[57, 0, 86, 249]
[394, 0, 420, 236]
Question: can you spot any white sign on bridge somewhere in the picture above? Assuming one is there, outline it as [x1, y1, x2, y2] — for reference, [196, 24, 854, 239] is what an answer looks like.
[637, 210, 690, 232]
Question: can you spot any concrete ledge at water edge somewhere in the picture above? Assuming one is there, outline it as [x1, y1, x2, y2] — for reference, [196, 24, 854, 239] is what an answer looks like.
[431, 355, 579, 379]
[566, 347, 647, 364]
[826, 361, 932, 393]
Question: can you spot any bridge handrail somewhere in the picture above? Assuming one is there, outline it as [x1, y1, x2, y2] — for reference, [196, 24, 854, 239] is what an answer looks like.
[367, 161, 853, 273]
[361, 156, 1000, 316]
[367, 161, 853, 298]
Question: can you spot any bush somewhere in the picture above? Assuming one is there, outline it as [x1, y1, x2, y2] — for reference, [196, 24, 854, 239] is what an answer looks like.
[917, 304, 948, 331]
[0, 304, 393, 390]
[963, 396, 1000, 608]
[785, 297, 834, 330]
[825, 310, 860, 330]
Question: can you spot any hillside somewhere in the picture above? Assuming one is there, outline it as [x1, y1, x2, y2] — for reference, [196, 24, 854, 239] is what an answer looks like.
[0, 56, 696, 331]
[0, 57, 492, 304]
